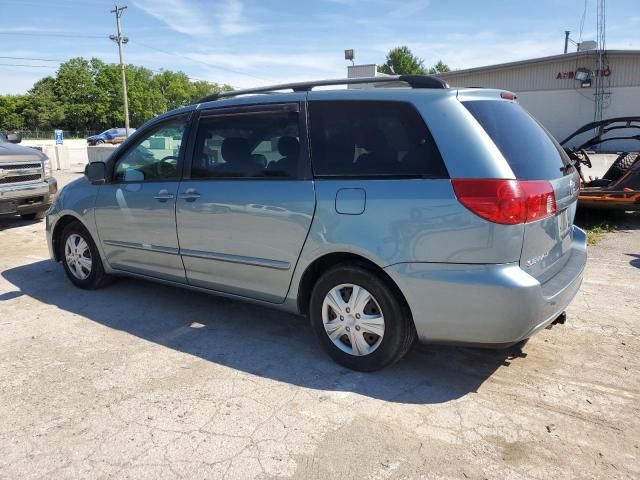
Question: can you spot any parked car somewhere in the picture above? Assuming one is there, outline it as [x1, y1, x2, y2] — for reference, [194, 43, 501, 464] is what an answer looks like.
[561, 117, 640, 210]
[46, 76, 587, 371]
[87, 127, 135, 146]
[0, 132, 57, 220]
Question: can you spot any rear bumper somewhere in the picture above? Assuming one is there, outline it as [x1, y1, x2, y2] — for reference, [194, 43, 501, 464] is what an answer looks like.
[385, 226, 587, 347]
[0, 178, 58, 216]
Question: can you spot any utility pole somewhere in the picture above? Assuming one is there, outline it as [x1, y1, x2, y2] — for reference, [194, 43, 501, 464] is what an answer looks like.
[110, 5, 130, 136]
[564, 31, 570, 54]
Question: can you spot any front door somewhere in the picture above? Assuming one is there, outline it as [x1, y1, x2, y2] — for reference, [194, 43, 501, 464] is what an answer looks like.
[94, 116, 189, 283]
[176, 103, 315, 303]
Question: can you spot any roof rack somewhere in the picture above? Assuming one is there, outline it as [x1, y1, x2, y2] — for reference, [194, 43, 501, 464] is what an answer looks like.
[198, 75, 449, 103]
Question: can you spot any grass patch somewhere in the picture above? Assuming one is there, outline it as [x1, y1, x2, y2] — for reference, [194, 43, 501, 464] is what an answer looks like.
[574, 208, 623, 245]
[586, 222, 615, 245]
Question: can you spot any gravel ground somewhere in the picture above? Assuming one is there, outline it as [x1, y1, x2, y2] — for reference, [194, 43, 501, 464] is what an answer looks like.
[0, 172, 638, 479]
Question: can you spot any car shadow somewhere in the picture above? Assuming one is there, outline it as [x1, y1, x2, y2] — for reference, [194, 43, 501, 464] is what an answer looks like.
[575, 208, 640, 231]
[2, 260, 522, 404]
[0, 216, 42, 231]
[626, 253, 640, 269]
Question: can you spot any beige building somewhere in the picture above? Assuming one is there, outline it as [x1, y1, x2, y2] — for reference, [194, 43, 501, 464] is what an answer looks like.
[348, 51, 640, 151]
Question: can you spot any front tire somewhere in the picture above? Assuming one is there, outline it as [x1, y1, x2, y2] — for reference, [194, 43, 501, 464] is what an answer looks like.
[309, 264, 415, 371]
[59, 221, 111, 289]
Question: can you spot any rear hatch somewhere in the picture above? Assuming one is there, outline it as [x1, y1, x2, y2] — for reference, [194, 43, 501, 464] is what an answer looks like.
[462, 97, 579, 283]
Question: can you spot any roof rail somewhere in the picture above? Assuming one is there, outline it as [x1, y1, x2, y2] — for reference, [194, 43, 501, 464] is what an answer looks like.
[198, 75, 449, 103]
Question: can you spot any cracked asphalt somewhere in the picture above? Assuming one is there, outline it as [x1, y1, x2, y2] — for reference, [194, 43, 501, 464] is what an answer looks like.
[1, 172, 639, 479]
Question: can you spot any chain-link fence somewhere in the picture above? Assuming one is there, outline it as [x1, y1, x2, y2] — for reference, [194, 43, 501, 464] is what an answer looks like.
[13, 130, 100, 140]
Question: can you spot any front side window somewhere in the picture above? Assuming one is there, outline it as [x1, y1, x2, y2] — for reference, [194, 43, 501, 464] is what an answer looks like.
[114, 120, 186, 182]
[309, 100, 448, 178]
[191, 111, 301, 179]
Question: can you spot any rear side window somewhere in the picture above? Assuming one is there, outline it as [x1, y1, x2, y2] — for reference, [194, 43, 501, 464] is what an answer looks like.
[463, 100, 572, 180]
[309, 101, 448, 178]
[191, 111, 301, 179]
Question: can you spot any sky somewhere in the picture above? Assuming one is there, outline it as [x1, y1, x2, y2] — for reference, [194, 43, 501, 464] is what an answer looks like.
[1, 0, 639, 94]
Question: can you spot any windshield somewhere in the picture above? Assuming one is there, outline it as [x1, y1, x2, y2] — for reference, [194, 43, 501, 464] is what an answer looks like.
[0, 132, 7, 143]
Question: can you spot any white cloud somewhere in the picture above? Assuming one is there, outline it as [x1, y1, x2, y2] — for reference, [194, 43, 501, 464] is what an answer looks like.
[132, 0, 256, 37]
[372, 32, 573, 71]
[132, 0, 211, 36]
[190, 51, 344, 72]
[217, 0, 257, 35]
[190, 51, 347, 88]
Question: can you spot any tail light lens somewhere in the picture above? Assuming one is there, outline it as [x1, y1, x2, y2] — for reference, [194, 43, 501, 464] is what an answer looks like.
[452, 179, 557, 225]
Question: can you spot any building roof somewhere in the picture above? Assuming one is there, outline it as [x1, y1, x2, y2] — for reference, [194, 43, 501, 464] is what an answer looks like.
[437, 50, 640, 77]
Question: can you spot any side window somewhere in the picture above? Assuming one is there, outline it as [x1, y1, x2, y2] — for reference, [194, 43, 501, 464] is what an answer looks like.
[309, 100, 448, 178]
[114, 120, 186, 182]
[191, 111, 301, 179]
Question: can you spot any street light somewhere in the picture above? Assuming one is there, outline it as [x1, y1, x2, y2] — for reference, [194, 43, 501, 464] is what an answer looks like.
[344, 49, 355, 66]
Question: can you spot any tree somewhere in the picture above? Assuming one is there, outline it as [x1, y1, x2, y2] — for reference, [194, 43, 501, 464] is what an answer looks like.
[22, 77, 65, 131]
[0, 57, 233, 134]
[0, 95, 28, 131]
[54, 57, 101, 131]
[378, 47, 451, 76]
[428, 60, 450, 74]
[378, 46, 427, 75]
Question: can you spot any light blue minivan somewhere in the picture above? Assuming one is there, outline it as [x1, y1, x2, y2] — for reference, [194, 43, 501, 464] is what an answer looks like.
[47, 76, 587, 371]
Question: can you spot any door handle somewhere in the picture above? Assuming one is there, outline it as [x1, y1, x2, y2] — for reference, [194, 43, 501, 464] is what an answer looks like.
[179, 189, 201, 202]
[154, 189, 175, 202]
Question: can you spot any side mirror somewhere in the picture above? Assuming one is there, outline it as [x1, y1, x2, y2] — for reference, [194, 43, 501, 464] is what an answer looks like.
[7, 133, 22, 144]
[85, 162, 106, 184]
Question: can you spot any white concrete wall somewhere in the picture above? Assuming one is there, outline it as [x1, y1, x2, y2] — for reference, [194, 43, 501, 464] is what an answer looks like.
[517, 86, 640, 152]
[22, 139, 89, 171]
[87, 145, 119, 163]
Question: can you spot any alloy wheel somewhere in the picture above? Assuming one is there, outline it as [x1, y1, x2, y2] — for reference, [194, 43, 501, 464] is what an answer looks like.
[64, 233, 92, 280]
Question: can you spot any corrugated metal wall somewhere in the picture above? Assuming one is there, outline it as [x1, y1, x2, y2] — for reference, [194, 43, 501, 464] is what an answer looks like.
[439, 52, 640, 91]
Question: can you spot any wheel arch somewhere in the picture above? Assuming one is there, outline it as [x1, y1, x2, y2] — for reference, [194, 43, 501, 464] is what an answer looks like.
[296, 252, 414, 324]
[51, 213, 91, 262]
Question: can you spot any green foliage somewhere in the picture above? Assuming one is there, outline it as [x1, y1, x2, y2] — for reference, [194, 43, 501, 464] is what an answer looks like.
[586, 222, 615, 245]
[0, 57, 232, 133]
[378, 47, 450, 76]
[428, 60, 450, 74]
[378, 46, 427, 75]
[0, 94, 28, 130]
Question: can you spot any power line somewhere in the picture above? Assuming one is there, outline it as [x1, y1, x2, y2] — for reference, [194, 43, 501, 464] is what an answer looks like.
[0, 55, 65, 62]
[0, 31, 105, 39]
[578, 0, 588, 43]
[0, 62, 56, 68]
[130, 39, 269, 82]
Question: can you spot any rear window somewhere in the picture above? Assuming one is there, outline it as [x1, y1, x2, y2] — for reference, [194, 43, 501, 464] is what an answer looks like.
[463, 100, 572, 180]
[309, 100, 448, 178]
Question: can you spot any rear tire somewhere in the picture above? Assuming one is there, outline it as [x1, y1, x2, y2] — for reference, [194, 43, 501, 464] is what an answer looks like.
[603, 152, 639, 181]
[309, 264, 415, 372]
[59, 221, 111, 289]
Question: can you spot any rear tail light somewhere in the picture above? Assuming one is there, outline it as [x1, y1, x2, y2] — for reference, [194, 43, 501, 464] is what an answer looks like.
[500, 91, 518, 100]
[452, 179, 557, 225]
